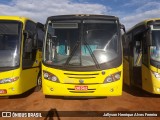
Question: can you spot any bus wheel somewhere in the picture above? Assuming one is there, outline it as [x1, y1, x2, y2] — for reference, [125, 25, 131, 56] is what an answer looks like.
[34, 74, 42, 92]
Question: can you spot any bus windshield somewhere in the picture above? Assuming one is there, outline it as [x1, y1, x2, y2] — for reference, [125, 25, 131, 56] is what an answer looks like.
[44, 20, 119, 68]
[150, 30, 160, 62]
[84, 20, 119, 64]
[0, 21, 21, 67]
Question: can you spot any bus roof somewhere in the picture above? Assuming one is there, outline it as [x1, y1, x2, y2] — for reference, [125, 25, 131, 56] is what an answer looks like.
[0, 16, 35, 23]
[127, 18, 160, 34]
[47, 14, 119, 22]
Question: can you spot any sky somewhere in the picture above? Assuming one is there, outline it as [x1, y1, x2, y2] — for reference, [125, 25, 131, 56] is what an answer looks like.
[0, 0, 160, 29]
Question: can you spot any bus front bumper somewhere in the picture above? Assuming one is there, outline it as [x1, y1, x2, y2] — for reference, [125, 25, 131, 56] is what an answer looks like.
[42, 80, 122, 96]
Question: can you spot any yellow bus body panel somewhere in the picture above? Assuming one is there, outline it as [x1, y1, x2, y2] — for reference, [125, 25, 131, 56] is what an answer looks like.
[142, 65, 160, 94]
[42, 64, 123, 96]
[123, 57, 130, 86]
[123, 58, 160, 94]
[0, 68, 40, 96]
[0, 69, 22, 96]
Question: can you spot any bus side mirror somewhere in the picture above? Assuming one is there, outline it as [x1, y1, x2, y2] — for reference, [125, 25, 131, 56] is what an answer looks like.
[135, 41, 141, 53]
[120, 24, 126, 33]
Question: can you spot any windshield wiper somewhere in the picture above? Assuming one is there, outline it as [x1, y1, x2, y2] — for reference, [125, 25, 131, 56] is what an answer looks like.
[64, 41, 81, 67]
[82, 40, 101, 69]
[64, 20, 101, 69]
[63, 40, 101, 69]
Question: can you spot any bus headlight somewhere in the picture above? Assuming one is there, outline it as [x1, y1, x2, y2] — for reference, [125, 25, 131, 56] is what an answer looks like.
[0, 77, 19, 84]
[103, 72, 121, 83]
[43, 70, 60, 82]
[151, 71, 160, 79]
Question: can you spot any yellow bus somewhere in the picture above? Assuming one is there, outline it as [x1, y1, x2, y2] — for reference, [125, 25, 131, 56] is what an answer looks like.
[0, 16, 44, 96]
[123, 18, 160, 94]
[42, 14, 125, 96]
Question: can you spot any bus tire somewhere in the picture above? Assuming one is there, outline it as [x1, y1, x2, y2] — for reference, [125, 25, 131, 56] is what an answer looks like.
[34, 73, 42, 92]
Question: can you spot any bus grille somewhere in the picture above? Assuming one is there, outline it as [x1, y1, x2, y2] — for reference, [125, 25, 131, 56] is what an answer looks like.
[64, 73, 99, 79]
[64, 72, 99, 93]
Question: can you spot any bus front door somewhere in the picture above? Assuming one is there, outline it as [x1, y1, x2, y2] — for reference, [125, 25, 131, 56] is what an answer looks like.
[132, 35, 143, 88]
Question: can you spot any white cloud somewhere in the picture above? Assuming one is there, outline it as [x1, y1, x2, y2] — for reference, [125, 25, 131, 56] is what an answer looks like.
[0, 0, 109, 23]
[1, 0, 160, 31]
[135, 2, 160, 13]
[120, 1, 160, 30]
[121, 9, 160, 30]
[122, 0, 152, 7]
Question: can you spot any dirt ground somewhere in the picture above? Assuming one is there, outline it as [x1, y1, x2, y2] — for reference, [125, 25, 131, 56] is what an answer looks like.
[0, 85, 160, 120]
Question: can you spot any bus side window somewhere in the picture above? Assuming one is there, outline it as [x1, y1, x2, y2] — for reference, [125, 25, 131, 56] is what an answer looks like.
[37, 23, 44, 51]
[142, 32, 148, 67]
[133, 33, 143, 66]
[123, 34, 131, 60]
[22, 20, 36, 68]
[123, 36, 128, 57]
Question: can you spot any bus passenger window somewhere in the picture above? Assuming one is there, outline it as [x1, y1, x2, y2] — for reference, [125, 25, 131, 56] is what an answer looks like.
[133, 33, 143, 66]
[23, 34, 32, 59]
[37, 25, 44, 50]
[22, 20, 36, 68]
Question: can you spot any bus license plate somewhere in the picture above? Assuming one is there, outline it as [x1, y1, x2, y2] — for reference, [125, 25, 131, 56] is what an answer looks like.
[0, 89, 7, 94]
[75, 86, 88, 91]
